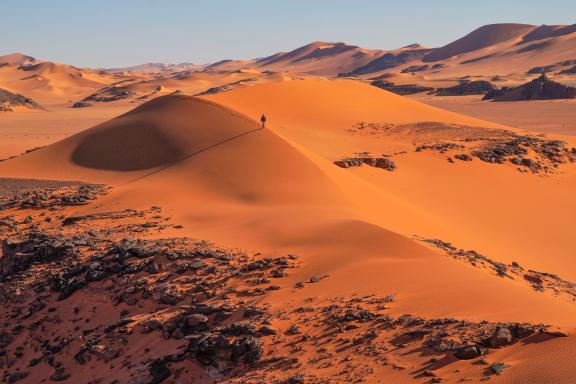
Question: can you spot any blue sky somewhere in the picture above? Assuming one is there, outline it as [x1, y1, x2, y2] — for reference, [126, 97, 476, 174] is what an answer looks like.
[4, 0, 575, 68]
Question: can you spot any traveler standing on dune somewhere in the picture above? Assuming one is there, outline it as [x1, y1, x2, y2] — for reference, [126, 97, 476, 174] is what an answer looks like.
[260, 113, 267, 128]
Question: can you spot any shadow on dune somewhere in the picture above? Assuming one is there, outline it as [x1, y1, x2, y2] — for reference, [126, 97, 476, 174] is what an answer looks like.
[71, 121, 184, 171]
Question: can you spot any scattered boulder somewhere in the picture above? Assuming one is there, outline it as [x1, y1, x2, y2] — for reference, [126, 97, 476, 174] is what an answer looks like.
[334, 157, 396, 171]
[455, 345, 481, 360]
[489, 362, 510, 375]
[71, 101, 92, 108]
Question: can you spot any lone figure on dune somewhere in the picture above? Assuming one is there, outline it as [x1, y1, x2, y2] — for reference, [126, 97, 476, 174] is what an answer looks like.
[260, 113, 267, 128]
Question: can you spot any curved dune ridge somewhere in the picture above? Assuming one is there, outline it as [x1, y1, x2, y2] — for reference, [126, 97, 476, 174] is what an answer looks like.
[1, 79, 576, 383]
[424, 23, 537, 62]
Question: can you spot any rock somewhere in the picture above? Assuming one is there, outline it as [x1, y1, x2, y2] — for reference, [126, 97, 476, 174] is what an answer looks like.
[485, 74, 576, 101]
[257, 325, 278, 335]
[454, 154, 472, 162]
[231, 336, 263, 363]
[371, 80, 434, 95]
[523, 274, 543, 286]
[436, 80, 496, 96]
[489, 362, 510, 375]
[0, 232, 76, 281]
[49, 368, 71, 381]
[186, 314, 208, 327]
[455, 345, 480, 360]
[287, 374, 305, 384]
[71, 101, 91, 108]
[6, 372, 28, 383]
[335, 157, 396, 171]
[75, 343, 121, 364]
[148, 357, 171, 383]
[58, 276, 87, 300]
[489, 327, 513, 348]
[375, 158, 396, 171]
[286, 325, 301, 335]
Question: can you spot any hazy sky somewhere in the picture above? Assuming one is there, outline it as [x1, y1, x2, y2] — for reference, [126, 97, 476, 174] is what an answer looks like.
[4, 0, 576, 68]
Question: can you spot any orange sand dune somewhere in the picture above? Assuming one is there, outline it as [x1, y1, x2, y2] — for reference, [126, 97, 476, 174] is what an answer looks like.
[0, 54, 127, 104]
[209, 79, 576, 282]
[423, 23, 537, 62]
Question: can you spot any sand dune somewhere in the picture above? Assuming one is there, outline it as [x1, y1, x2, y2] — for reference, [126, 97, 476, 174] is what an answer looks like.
[424, 24, 537, 62]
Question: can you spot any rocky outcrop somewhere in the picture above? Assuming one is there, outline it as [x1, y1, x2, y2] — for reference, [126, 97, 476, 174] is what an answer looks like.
[484, 74, 576, 101]
[335, 157, 396, 171]
[436, 80, 496, 96]
[371, 80, 434, 95]
[0, 231, 76, 281]
[71, 101, 92, 108]
[0, 88, 40, 112]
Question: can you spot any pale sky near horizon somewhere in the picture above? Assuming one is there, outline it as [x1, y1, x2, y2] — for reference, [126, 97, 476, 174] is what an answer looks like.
[4, 0, 576, 68]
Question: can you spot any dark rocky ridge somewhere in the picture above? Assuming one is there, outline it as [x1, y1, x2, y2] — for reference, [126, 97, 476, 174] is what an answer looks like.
[0, 88, 40, 112]
[484, 74, 576, 101]
[371, 80, 434, 95]
[436, 80, 496, 96]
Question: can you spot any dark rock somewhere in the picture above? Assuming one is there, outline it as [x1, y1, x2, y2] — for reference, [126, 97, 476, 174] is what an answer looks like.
[455, 345, 480, 360]
[454, 154, 472, 162]
[257, 325, 278, 335]
[371, 80, 434, 95]
[436, 80, 496, 96]
[489, 327, 513, 348]
[71, 101, 91, 108]
[6, 372, 28, 383]
[186, 314, 208, 327]
[148, 357, 171, 383]
[58, 277, 87, 300]
[287, 374, 305, 384]
[489, 362, 510, 375]
[49, 367, 70, 381]
[231, 336, 263, 363]
[485, 74, 576, 101]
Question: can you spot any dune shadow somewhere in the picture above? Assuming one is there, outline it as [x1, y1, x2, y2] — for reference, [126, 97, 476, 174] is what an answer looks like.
[71, 122, 184, 171]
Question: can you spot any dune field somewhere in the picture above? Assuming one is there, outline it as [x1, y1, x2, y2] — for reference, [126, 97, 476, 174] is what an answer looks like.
[1, 18, 576, 384]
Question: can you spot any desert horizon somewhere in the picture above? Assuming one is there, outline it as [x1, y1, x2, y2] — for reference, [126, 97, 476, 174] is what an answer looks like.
[1, 2, 576, 384]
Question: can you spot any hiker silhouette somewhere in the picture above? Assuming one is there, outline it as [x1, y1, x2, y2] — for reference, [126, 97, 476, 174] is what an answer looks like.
[260, 113, 267, 128]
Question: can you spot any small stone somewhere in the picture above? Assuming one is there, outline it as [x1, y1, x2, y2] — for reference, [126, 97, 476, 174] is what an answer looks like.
[489, 362, 510, 375]
[186, 314, 208, 327]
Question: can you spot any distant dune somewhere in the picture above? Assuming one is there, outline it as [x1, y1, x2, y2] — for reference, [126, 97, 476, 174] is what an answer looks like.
[424, 23, 537, 62]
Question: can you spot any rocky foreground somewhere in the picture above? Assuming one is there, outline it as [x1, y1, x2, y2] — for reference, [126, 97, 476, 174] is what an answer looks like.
[0, 179, 568, 383]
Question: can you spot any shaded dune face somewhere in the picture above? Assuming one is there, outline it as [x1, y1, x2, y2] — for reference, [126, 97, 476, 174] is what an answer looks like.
[0, 94, 264, 177]
[63, 95, 264, 173]
[70, 121, 185, 171]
